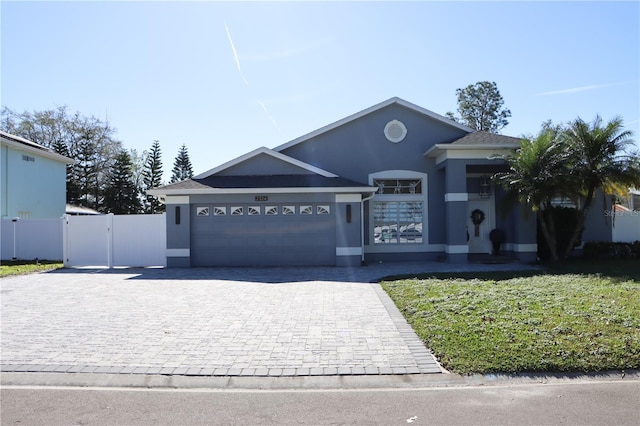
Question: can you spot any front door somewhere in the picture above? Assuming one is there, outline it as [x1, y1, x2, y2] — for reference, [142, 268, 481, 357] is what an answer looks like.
[467, 199, 493, 254]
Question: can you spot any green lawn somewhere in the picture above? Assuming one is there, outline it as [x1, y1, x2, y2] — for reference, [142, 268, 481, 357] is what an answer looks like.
[381, 259, 640, 374]
[0, 260, 64, 277]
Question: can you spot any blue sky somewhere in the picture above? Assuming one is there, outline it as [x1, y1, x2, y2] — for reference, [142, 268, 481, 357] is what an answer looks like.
[2, 1, 639, 182]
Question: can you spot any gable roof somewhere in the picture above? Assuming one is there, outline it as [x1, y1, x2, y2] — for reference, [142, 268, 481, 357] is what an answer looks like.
[0, 130, 74, 164]
[194, 146, 338, 179]
[273, 97, 474, 153]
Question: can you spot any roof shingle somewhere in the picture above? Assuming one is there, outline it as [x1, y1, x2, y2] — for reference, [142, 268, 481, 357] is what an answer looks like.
[451, 131, 522, 145]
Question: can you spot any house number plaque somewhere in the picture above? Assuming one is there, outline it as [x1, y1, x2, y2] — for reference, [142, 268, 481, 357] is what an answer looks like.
[255, 195, 268, 202]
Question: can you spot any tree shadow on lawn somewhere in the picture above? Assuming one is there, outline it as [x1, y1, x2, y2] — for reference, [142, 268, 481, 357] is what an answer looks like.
[381, 259, 640, 282]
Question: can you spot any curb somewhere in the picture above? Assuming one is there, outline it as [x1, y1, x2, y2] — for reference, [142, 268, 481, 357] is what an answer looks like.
[2, 370, 638, 391]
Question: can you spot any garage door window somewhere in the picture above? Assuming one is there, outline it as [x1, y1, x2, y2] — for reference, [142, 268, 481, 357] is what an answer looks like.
[248, 206, 261, 215]
[283, 206, 295, 215]
[213, 207, 226, 216]
[231, 206, 243, 216]
[317, 205, 330, 215]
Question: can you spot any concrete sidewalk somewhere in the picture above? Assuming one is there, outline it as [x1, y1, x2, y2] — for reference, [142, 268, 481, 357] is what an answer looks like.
[1, 262, 537, 379]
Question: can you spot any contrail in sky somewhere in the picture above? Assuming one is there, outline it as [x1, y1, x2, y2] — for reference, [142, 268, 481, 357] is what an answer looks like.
[224, 22, 249, 86]
[536, 83, 614, 96]
[223, 22, 280, 132]
[258, 101, 281, 133]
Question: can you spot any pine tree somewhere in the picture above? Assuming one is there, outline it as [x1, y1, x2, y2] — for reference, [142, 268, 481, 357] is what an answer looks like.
[52, 139, 80, 206]
[103, 150, 142, 214]
[73, 136, 99, 208]
[446, 81, 511, 133]
[142, 140, 165, 213]
[170, 144, 193, 183]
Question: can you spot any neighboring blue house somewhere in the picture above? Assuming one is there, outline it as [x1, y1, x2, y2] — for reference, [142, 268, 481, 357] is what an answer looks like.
[148, 97, 609, 267]
[1, 130, 74, 219]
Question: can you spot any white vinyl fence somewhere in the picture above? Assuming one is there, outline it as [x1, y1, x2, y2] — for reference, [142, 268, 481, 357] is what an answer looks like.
[1, 218, 63, 261]
[1, 214, 166, 267]
[63, 214, 166, 267]
[612, 212, 640, 243]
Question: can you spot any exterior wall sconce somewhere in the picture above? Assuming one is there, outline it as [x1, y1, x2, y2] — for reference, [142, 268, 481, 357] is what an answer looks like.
[480, 175, 491, 199]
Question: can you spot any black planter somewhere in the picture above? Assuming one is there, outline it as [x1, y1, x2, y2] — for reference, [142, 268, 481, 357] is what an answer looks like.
[489, 228, 506, 255]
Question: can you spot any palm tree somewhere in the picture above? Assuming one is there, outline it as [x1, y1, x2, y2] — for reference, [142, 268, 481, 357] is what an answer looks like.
[494, 128, 575, 261]
[562, 116, 640, 258]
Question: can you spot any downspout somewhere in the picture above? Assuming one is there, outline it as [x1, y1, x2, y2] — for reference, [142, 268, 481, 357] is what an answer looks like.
[361, 191, 376, 264]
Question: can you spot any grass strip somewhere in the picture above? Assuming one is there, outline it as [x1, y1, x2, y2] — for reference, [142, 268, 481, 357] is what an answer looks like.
[0, 260, 64, 277]
[382, 262, 640, 374]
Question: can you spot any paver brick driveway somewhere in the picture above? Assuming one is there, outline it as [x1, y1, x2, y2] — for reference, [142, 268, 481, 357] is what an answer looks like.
[1, 266, 448, 376]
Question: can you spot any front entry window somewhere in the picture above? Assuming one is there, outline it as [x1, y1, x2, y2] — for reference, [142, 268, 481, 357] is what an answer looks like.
[370, 171, 428, 247]
[373, 202, 423, 244]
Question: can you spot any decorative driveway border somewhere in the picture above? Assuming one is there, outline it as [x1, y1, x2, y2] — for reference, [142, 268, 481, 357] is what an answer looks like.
[1, 262, 537, 377]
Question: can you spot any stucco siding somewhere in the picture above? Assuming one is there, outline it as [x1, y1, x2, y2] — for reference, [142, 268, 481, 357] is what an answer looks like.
[582, 191, 613, 242]
[216, 153, 315, 176]
[279, 104, 468, 184]
[1, 145, 67, 218]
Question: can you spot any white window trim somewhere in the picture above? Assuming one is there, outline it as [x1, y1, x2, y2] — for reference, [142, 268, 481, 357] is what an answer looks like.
[368, 170, 429, 251]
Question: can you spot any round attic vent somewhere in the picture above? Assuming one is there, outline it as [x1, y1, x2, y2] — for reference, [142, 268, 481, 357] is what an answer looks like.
[384, 120, 407, 143]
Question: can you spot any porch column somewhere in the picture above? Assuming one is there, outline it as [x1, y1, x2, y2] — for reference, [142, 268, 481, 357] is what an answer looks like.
[165, 196, 191, 267]
[335, 194, 362, 266]
[444, 160, 468, 263]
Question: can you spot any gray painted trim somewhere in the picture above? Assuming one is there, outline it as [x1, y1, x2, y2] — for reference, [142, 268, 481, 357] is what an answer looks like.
[166, 249, 190, 257]
[445, 245, 469, 254]
[426, 147, 517, 166]
[336, 247, 362, 256]
[503, 243, 538, 252]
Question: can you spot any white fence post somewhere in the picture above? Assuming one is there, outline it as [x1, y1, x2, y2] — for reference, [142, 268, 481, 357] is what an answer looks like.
[107, 213, 114, 268]
[11, 218, 18, 260]
[62, 215, 69, 267]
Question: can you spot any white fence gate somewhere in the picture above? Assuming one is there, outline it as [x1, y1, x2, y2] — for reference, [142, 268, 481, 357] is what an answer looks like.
[63, 214, 166, 268]
[1, 214, 166, 267]
[1, 218, 63, 261]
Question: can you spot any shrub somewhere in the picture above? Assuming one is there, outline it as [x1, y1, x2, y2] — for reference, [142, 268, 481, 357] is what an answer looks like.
[537, 207, 583, 261]
[583, 241, 640, 259]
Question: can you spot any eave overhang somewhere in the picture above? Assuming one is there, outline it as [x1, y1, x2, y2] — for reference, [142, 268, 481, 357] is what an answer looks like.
[424, 143, 519, 165]
[0, 134, 75, 164]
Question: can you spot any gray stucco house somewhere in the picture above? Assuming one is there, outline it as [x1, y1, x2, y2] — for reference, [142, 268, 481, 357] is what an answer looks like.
[148, 97, 547, 267]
